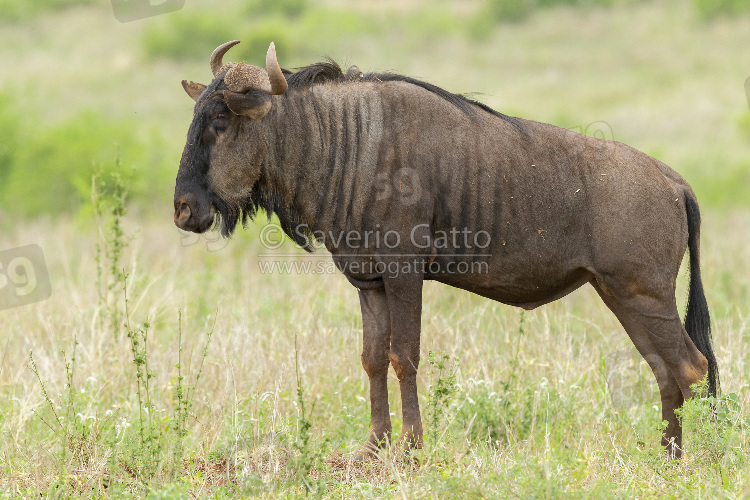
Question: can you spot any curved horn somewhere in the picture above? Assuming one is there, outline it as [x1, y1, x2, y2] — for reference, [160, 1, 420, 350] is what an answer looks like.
[223, 42, 289, 95]
[210, 40, 241, 77]
[265, 42, 287, 95]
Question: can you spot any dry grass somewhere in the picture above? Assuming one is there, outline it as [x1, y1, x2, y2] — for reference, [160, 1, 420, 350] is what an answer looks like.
[1, 0, 749, 496]
[0, 208, 748, 497]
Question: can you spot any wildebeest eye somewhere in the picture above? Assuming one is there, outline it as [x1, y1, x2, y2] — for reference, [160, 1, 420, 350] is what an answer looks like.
[212, 112, 230, 133]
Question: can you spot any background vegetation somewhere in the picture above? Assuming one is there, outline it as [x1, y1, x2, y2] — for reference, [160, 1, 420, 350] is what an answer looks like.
[0, 0, 749, 497]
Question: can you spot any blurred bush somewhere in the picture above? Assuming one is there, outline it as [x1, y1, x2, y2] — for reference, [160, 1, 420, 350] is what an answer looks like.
[480, 0, 648, 24]
[141, 8, 301, 64]
[233, 18, 299, 67]
[0, 95, 16, 187]
[141, 4, 362, 66]
[246, 0, 307, 18]
[482, 0, 534, 23]
[0, 0, 99, 22]
[0, 95, 170, 217]
[142, 10, 235, 61]
[737, 112, 750, 144]
[693, 0, 750, 19]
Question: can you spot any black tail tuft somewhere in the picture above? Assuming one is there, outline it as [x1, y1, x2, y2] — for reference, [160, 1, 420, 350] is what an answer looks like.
[684, 195, 719, 397]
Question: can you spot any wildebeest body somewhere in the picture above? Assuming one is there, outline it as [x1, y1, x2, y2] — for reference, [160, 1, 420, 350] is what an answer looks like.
[264, 80, 688, 308]
[174, 43, 718, 459]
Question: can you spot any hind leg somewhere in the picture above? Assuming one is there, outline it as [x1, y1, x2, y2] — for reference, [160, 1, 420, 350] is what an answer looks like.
[593, 283, 708, 458]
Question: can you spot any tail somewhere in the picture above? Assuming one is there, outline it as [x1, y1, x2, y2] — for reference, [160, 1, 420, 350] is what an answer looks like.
[684, 195, 719, 397]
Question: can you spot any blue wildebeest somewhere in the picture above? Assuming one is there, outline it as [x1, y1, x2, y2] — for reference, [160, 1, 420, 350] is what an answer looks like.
[174, 41, 718, 459]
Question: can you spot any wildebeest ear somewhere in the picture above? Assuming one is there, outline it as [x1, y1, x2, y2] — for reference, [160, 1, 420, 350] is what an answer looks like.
[223, 90, 272, 120]
[182, 80, 207, 102]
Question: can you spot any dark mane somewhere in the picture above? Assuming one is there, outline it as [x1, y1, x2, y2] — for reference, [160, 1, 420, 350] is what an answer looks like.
[216, 61, 524, 244]
[284, 61, 522, 127]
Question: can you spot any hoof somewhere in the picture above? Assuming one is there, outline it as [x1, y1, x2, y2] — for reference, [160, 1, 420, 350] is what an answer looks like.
[397, 432, 423, 453]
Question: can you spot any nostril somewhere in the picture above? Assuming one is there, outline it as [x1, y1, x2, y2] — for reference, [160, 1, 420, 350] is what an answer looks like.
[174, 202, 192, 227]
[174, 193, 204, 231]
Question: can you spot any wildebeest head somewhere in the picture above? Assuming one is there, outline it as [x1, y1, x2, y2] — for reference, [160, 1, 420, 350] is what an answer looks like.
[174, 41, 288, 236]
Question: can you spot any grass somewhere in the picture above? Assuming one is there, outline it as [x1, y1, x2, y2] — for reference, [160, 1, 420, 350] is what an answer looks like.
[1, 0, 750, 496]
[0, 0, 749, 217]
[1, 204, 748, 496]
[0, 0, 99, 23]
[0, 97, 169, 218]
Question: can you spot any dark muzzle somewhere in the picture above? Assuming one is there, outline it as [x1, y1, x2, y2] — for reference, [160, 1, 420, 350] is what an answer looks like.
[174, 193, 214, 233]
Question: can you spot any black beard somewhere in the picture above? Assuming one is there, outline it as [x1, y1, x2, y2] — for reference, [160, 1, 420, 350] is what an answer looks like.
[212, 187, 316, 252]
[213, 197, 242, 238]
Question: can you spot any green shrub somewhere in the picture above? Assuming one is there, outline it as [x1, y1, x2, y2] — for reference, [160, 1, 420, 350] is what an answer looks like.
[484, 0, 534, 23]
[0, 96, 169, 217]
[535, 0, 631, 6]
[458, 379, 540, 445]
[0, 0, 99, 22]
[142, 9, 304, 66]
[677, 380, 750, 471]
[0, 94, 17, 188]
[535, 0, 579, 6]
[405, 6, 466, 40]
[680, 152, 750, 210]
[233, 18, 299, 66]
[425, 352, 459, 450]
[479, 0, 646, 27]
[142, 10, 236, 61]
[140, 5, 371, 68]
[297, 8, 370, 47]
[737, 111, 750, 143]
[693, 0, 750, 19]
[246, 0, 308, 18]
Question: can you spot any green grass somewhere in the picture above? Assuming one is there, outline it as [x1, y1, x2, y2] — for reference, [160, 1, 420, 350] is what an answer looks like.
[0, 96, 169, 218]
[0, 0, 100, 23]
[693, 0, 750, 19]
[2, 0, 750, 496]
[1, 207, 748, 497]
[1, 0, 749, 218]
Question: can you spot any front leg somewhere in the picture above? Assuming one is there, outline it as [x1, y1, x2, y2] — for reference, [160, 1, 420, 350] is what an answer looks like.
[356, 287, 392, 459]
[384, 273, 424, 451]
